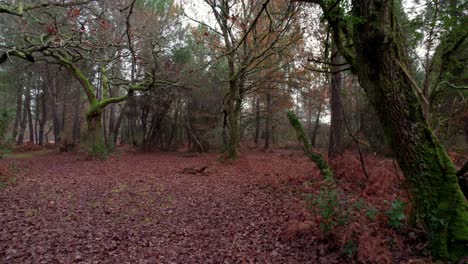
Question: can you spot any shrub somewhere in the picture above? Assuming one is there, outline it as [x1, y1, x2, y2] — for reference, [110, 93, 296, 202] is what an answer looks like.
[0, 164, 16, 189]
[88, 142, 110, 160]
[306, 183, 350, 235]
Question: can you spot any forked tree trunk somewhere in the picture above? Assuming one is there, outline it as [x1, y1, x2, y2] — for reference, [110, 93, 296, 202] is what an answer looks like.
[350, 0, 467, 260]
[86, 109, 105, 151]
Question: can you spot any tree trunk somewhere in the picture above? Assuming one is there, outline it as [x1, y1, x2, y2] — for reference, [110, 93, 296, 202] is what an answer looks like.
[254, 97, 260, 147]
[38, 92, 47, 146]
[166, 100, 180, 151]
[311, 93, 325, 148]
[72, 108, 80, 143]
[86, 109, 105, 151]
[287, 111, 334, 181]
[11, 83, 23, 141]
[102, 106, 108, 145]
[108, 104, 116, 142]
[112, 103, 127, 145]
[264, 90, 271, 150]
[226, 69, 240, 159]
[328, 41, 344, 157]
[17, 86, 28, 145]
[349, 1, 467, 260]
[26, 86, 34, 143]
[49, 73, 61, 144]
[311, 107, 322, 148]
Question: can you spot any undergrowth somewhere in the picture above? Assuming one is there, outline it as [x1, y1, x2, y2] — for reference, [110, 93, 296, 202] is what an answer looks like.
[88, 143, 110, 160]
[0, 163, 17, 189]
[296, 151, 414, 263]
[0, 142, 13, 159]
[386, 199, 407, 228]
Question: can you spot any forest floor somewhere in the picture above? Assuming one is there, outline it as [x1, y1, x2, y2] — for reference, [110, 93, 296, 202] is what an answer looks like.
[0, 147, 444, 263]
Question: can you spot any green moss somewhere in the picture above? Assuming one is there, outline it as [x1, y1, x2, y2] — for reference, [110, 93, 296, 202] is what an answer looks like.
[287, 111, 334, 182]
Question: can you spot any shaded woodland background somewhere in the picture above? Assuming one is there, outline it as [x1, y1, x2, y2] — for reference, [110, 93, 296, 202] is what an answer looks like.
[0, 0, 466, 157]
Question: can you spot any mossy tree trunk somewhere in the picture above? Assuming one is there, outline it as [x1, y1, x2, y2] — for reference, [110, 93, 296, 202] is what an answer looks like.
[42, 54, 154, 151]
[348, 1, 467, 260]
[307, 0, 467, 259]
[226, 78, 240, 160]
[86, 106, 105, 150]
[287, 111, 334, 181]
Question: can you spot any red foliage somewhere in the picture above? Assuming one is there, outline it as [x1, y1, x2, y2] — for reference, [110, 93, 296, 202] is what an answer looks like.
[0, 149, 429, 263]
[0, 163, 8, 176]
[14, 142, 43, 153]
[448, 151, 467, 167]
[46, 24, 57, 34]
[331, 151, 404, 202]
[357, 229, 393, 264]
[68, 8, 80, 19]
[44, 143, 56, 150]
[98, 19, 111, 30]
[280, 220, 316, 241]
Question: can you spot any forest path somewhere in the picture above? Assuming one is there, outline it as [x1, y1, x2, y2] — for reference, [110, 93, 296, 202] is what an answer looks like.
[0, 151, 325, 263]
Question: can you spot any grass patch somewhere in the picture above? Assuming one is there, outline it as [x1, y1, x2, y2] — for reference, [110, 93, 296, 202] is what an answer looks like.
[3, 149, 55, 159]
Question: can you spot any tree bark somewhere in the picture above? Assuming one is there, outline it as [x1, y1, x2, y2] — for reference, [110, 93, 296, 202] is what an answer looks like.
[26, 86, 34, 143]
[86, 109, 105, 151]
[347, 1, 468, 260]
[254, 97, 260, 147]
[108, 103, 116, 142]
[328, 41, 344, 157]
[166, 100, 180, 151]
[287, 111, 334, 181]
[264, 90, 271, 149]
[112, 103, 127, 145]
[311, 93, 325, 148]
[38, 91, 47, 146]
[226, 65, 240, 159]
[48, 74, 61, 144]
[17, 85, 28, 145]
[11, 81, 23, 141]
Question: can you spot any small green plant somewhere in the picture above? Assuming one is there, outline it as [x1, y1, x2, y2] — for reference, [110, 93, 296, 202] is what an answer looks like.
[342, 240, 358, 258]
[0, 176, 11, 189]
[0, 164, 17, 189]
[88, 142, 109, 160]
[353, 198, 379, 220]
[354, 198, 366, 210]
[0, 143, 12, 159]
[25, 208, 39, 217]
[386, 199, 407, 228]
[307, 184, 349, 234]
[111, 183, 128, 193]
[365, 206, 379, 220]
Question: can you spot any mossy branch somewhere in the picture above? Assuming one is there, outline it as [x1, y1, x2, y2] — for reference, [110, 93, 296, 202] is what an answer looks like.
[287, 110, 334, 181]
[47, 51, 98, 105]
[101, 65, 110, 99]
[98, 77, 154, 109]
